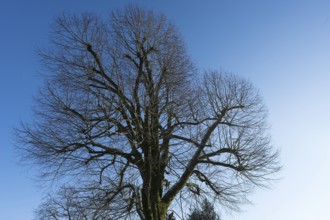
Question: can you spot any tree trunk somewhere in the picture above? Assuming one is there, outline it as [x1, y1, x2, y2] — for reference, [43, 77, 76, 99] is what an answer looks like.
[141, 176, 169, 220]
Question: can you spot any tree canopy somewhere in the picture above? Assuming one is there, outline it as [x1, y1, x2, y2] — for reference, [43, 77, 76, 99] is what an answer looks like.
[17, 5, 280, 220]
[187, 199, 220, 220]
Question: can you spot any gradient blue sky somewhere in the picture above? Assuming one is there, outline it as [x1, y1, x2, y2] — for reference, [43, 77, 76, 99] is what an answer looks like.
[2, 0, 330, 219]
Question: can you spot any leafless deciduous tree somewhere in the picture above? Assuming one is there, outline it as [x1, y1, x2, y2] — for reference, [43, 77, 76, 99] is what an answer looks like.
[34, 186, 130, 220]
[17, 6, 280, 220]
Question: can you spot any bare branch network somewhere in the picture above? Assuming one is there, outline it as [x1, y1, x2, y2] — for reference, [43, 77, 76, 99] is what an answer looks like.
[16, 6, 280, 220]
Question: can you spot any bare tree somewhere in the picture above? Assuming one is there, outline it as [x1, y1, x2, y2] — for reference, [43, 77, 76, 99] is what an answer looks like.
[16, 6, 280, 220]
[34, 186, 121, 220]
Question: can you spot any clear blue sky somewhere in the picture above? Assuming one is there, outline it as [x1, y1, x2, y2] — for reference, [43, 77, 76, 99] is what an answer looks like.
[2, 0, 330, 219]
